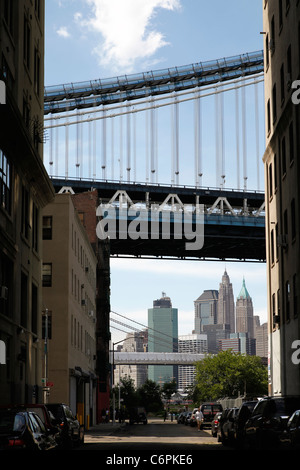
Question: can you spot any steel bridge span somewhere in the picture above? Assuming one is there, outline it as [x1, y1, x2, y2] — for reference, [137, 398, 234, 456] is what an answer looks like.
[114, 352, 205, 365]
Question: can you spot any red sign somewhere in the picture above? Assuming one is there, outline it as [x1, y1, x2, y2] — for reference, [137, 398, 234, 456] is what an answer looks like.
[46, 381, 54, 387]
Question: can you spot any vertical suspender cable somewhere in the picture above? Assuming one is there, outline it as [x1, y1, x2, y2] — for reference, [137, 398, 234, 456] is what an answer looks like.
[194, 89, 202, 188]
[49, 118, 53, 176]
[242, 80, 247, 190]
[119, 115, 123, 180]
[172, 93, 179, 185]
[133, 113, 136, 182]
[220, 86, 225, 189]
[111, 118, 115, 180]
[65, 114, 69, 179]
[76, 113, 80, 178]
[146, 97, 149, 182]
[102, 107, 107, 179]
[126, 106, 131, 182]
[215, 89, 220, 187]
[93, 119, 96, 179]
[88, 120, 92, 180]
[55, 126, 59, 177]
[255, 80, 260, 190]
[235, 86, 240, 190]
[150, 97, 155, 183]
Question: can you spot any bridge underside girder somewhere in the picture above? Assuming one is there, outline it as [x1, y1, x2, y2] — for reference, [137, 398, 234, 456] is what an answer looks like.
[109, 224, 265, 262]
[52, 179, 266, 262]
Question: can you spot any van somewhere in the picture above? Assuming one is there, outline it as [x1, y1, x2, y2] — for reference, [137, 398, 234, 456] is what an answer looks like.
[200, 402, 223, 428]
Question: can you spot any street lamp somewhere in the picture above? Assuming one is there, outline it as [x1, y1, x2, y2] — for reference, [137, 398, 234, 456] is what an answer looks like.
[111, 335, 144, 425]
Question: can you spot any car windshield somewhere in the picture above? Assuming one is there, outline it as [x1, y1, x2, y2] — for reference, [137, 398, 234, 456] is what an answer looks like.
[0, 412, 26, 434]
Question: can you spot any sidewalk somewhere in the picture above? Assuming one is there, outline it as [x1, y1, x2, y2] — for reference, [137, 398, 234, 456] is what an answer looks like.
[86, 421, 127, 435]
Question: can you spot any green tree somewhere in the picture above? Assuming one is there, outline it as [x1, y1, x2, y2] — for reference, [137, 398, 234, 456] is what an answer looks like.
[138, 379, 163, 412]
[119, 376, 138, 410]
[193, 350, 268, 403]
[162, 379, 177, 404]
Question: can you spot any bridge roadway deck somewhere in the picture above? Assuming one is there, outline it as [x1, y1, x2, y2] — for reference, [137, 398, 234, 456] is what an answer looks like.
[51, 178, 266, 262]
[114, 352, 205, 365]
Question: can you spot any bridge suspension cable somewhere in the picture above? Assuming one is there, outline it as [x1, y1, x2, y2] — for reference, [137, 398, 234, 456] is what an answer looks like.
[44, 56, 264, 191]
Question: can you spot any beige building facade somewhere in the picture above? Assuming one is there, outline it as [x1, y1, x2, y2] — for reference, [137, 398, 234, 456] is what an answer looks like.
[42, 193, 97, 428]
[263, 0, 300, 394]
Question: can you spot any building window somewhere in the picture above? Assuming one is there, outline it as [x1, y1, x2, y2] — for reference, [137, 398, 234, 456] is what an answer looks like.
[21, 272, 28, 328]
[31, 283, 38, 335]
[272, 83, 277, 123]
[21, 186, 30, 239]
[267, 99, 271, 134]
[34, 0, 41, 20]
[281, 136, 286, 176]
[269, 163, 273, 198]
[280, 64, 285, 103]
[286, 280, 290, 321]
[42, 263, 52, 287]
[23, 14, 31, 70]
[265, 34, 269, 68]
[289, 122, 294, 164]
[270, 16, 275, 53]
[284, 209, 288, 242]
[279, 0, 283, 29]
[270, 229, 275, 265]
[293, 274, 298, 318]
[4, 0, 14, 36]
[287, 45, 292, 89]
[0, 149, 11, 214]
[34, 47, 41, 97]
[274, 154, 278, 191]
[42, 216, 52, 240]
[291, 198, 296, 240]
[32, 203, 39, 252]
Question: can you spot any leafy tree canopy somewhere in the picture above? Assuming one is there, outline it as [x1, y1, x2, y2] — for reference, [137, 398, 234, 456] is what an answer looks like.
[192, 350, 268, 403]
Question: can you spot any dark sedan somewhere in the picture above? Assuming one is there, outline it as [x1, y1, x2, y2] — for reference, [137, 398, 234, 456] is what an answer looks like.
[280, 409, 300, 449]
[244, 396, 300, 449]
[0, 408, 58, 451]
[46, 403, 84, 448]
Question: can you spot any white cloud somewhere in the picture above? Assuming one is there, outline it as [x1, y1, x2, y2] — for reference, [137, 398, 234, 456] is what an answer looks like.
[56, 26, 71, 38]
[78, 0, 181, 72]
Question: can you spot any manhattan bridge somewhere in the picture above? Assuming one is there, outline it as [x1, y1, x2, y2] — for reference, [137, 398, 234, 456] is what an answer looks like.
[44, 49, 266, 264]
[43, 49, 266, 363]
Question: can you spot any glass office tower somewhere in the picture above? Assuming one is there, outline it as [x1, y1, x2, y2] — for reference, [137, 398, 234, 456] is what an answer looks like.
[148, 293, 178, 386]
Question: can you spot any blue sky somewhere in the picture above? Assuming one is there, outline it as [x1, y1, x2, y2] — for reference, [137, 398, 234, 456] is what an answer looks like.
[45, 1, 267, 342]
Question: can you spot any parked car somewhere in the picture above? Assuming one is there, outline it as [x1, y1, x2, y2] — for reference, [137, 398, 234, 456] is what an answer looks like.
[232, 401, 258, 448]
[46, 403, 84, 448]
[244, 396, 300, 449]
[188, 408, 199, 427]
[211, 411, 222, 437]
[129, 407, 147, 425]
[200, 402, 223, 428]
[177, 412, 187, 424]
[0, 408, 58, 451]
[280, 409, 300, 449]
[2, 404, 62, 447]
[221, 407, 239, 446]
[216, 408, 231, 443]
[184, 412, 192, 425]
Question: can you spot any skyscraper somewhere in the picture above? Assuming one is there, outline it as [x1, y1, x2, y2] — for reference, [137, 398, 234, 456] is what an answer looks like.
[217, 270, 235, 333]
[236, 278, 254, 338]
[194, 290, 218, 334]
[148, 293, 178, 386]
